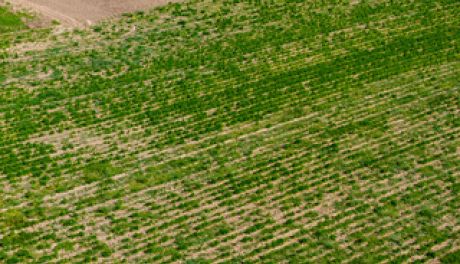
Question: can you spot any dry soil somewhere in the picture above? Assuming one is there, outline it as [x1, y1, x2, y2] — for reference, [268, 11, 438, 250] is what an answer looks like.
[8, 0, 180, 27]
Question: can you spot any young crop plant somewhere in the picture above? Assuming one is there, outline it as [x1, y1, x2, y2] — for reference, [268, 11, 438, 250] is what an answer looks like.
[0, 4, 25, 33]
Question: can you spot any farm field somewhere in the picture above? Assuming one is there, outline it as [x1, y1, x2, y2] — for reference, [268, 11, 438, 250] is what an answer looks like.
[0, 0, 459, 263]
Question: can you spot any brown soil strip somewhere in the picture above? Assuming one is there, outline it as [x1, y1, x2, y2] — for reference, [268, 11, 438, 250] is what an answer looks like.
[8, 0, 182, 27]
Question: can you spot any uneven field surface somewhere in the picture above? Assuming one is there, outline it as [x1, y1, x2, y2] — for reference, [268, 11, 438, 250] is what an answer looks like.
[1, 0, 459, 263]
[8, 0, 179, 26]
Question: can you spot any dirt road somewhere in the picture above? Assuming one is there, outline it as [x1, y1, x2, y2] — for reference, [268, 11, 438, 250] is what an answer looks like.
[8, 0, 180, 27]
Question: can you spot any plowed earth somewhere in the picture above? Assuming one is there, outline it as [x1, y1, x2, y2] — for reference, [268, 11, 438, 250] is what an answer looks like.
[8, 0, 179, 26]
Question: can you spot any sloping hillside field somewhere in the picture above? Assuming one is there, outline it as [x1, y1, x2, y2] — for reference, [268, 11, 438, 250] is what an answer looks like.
[0, 0, 459, 262]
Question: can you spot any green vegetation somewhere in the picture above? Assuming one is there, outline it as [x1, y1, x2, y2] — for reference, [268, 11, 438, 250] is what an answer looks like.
[0, 5, 26, 33]
[0, 0, 459, 263]
[0, 4, 46, 49]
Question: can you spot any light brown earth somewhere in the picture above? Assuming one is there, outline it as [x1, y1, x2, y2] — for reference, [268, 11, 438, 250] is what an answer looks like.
[8, 0, 181, 27]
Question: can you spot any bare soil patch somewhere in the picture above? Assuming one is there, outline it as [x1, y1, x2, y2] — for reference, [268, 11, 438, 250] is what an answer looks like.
[8, 0, 181, 27]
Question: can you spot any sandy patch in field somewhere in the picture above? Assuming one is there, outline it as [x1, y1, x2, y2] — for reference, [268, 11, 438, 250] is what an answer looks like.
[8, 0, 181, 27]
